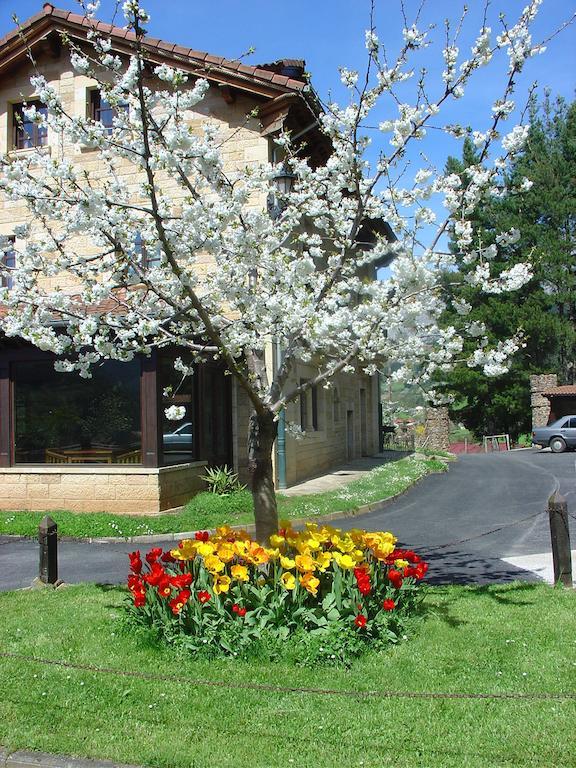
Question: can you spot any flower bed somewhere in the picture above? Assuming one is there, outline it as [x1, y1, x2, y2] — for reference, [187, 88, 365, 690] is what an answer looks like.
[126, 522, 428, 663]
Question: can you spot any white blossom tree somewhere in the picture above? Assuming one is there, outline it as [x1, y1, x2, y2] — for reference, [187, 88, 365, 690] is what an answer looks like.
[0, 0, 568, 541]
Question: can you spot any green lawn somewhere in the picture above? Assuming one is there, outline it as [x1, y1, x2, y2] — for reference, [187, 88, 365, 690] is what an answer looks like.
[0, 582, 574, 767]
[0, 456, 445, 539]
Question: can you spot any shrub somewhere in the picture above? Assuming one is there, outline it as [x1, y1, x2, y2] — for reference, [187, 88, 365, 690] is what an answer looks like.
[126, 522, 428, 663]
[202, 465, 246, 496]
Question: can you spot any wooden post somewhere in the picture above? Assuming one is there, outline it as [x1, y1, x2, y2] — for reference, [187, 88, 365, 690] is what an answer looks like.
[38, 515, 58, 584]
[548, 493, 572, 587]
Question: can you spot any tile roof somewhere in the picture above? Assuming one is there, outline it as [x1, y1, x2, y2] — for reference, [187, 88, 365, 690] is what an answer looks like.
[0, 3, 309, 96]
[542, 385, 576, 397]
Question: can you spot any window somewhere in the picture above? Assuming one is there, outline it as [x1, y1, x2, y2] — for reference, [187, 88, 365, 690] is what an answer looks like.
[90, 90, 127, 134]
[299, 379, 320, 431]
[299, 378, 308, 430]
[161, 356, 195, 465]
[13, 359, 141, 464]
[12, 101, 48, 149]
[1, 237, 15, 289]
[135, 232, 162, 269]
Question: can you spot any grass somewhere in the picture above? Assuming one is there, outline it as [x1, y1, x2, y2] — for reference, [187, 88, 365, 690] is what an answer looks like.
[0, 582, 575, 767]
[0, 456, 445, 540]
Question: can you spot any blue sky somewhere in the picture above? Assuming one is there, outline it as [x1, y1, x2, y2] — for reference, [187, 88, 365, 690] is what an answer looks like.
[1, 0, 574, 253]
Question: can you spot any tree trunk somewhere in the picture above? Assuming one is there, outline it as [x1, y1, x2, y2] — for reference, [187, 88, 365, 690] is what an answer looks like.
[247, 409, 278, 543]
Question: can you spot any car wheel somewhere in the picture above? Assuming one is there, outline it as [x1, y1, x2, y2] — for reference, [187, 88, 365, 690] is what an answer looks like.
[550, 437, 567, 454]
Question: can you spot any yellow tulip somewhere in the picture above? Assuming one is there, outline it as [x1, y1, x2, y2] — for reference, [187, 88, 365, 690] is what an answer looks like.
[295, 554, 316, 573]
[233, 540, 248, 557]
[280, 556, 296, 570]
[315, 551, 332, 572]
[231, 564, 249, 582]
[204, 555, 225, 574]
[216, 525, 233, 537]
[332, 552, 355, 569]
[266, 547, 281, 560]
[217, 544, 235, 563]
[395, 559, 409, 570]
[197, 541, 216, 557]
[246, 544, 269, 565]
[213, 575, 231, 594]
[280, 571, 296, 590]
[269, 534, 286, 549]
[170, 538, 196, 561]
[299, 572, 320, 596]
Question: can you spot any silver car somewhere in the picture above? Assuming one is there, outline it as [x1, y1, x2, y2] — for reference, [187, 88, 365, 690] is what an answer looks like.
[532, 416, 576, 453]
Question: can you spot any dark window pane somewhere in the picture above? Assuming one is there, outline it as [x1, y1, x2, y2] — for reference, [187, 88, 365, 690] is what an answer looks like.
[90, 90, 127, 134]
[568, 418, 576, 429]
[161, 357, 195, 465]
[13, 360, 141, 464]
[13, 101, 48, 149]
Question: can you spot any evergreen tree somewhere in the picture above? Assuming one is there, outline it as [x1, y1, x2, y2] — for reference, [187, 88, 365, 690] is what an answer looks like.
[438, 96, 576, 440]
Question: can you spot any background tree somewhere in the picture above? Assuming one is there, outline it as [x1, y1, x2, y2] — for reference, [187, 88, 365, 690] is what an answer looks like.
[0, 0, 566, 540]
[438, 96, 576, 440]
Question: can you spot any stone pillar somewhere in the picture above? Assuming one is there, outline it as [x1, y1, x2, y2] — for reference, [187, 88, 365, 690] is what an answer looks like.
[424, 407, 451, 451]
[530, 374, 557, 429]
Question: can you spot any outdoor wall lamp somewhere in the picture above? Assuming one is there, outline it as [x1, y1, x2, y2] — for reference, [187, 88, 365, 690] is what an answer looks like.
[267, 165, 296, 220]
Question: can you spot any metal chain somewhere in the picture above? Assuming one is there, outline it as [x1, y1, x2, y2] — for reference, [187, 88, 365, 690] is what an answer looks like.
[1, 651, 574, 701]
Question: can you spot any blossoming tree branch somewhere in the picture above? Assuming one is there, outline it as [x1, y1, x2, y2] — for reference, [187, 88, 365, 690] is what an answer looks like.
[0, 0, 567, 541]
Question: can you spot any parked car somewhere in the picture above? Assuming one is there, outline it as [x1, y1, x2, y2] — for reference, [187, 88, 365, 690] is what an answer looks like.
[532, 416, 576, 453]
[163, 422, 193, 452]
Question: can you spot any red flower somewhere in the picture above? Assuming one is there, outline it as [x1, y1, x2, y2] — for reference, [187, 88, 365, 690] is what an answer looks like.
[128, 550, 142, 574]
[358, 581, 371, 596]
[145, 547, 163, 564]
[143, 561, 166, 587]
[238, 607, 247, 617]
[354, 614, 367, 628]
[127, 574, 143, 593]
[414, 562, 428, 579]
[232, 603, 240, 613]
[197, 590, 211, 604]
[382, 599, 395, 611]
[157, 578, 172, 598]
[169, 589, 191, 615]
[194, 531, 210, 542]
[161, 550, 176, 563]
[388, 568, 403, 589]
[170, 573, 193, 589]
[133, 592, 146, 607]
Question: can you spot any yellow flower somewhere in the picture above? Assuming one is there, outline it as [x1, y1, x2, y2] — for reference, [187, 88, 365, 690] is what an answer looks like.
[266, 547, 281, 561]
[204, 555, 225, 574]
[246, 543, 270, 565]
[280, 571, 296, 590]
[295, 539, 313, 555]
[299, 572, 320, 596]
[213, 575, 231, 594]
[197, 541, 216, 557]
[373, 542, 395, 560]
[217, 544, 235, 563]
[216, 525, 233, 537]
[395, 559, 409, 570]
[233, 540, 248, 557]
[280, 555, 296, 570]
[295, 554, 316, 573]
[170, 538, 196, 561]
[315, 551, 332, 572]
[269, 534, 286, 549]
[231, 564, 249, 582]
[332, 552, 355, 569]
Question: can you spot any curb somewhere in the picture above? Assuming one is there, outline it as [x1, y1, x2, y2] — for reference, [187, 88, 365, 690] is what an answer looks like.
[0, 747, 141, 768]
[1, 458, 451, 546]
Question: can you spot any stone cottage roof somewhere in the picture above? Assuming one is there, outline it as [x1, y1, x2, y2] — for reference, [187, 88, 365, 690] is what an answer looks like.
[542, 385, 576, 398]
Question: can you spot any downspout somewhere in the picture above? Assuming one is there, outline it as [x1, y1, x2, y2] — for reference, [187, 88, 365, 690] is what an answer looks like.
[274, 340, 287, 489]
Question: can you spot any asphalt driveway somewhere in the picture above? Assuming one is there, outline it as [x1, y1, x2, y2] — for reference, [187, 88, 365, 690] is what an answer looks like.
[0, 449, 574, 590]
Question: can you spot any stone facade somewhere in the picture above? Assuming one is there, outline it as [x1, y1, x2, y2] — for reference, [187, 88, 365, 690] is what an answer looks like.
[423, 407, 451, 451]
[0, 462, 207, 515]
[530, 374, 557, 428]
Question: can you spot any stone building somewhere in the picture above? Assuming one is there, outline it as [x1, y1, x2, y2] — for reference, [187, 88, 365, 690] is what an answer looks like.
[0, 5, 390, 514]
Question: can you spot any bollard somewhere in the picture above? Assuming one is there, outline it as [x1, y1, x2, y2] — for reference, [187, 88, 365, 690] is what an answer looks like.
[38, 515, 58, 585]
[548, 492, 572, 588]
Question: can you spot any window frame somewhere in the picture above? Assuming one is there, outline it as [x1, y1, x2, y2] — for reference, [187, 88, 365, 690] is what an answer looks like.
[89, 89, 128, 134]
[1, 236, 15, 290]
[12, 100, 48, 150]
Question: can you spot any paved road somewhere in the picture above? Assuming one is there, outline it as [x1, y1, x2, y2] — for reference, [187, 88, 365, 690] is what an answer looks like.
[0, 449, 575, 590]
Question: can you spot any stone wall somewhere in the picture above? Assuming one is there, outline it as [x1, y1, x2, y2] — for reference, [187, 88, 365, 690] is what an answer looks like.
[423, 407, 451, 451]
[530, 374, 557, 428]
[0, 462, 207, 515]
